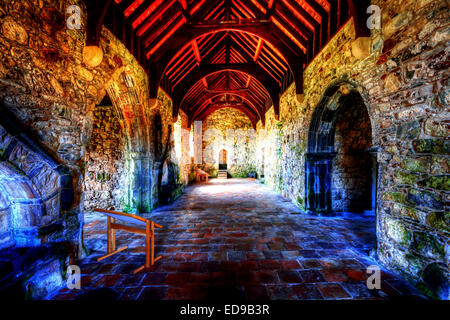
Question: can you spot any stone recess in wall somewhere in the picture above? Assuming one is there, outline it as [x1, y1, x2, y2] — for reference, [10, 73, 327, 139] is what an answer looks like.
[83, 105, 125, 212]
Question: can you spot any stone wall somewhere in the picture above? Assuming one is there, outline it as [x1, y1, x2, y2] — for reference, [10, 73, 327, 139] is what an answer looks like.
[201, 108, 257, 178]
[83, 104, 126, 211]
[257, 0, 449, 299]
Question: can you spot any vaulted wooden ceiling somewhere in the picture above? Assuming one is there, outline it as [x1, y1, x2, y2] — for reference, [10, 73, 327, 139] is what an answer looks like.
[85, 0, 370, 126]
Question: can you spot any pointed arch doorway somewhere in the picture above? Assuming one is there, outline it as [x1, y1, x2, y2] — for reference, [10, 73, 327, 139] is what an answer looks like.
[306, 83, 378, 216]
[219, 149, 228, 170]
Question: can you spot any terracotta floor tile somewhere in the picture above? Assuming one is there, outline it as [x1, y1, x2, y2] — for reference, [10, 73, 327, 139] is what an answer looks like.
[138, 286, 168, 300]
[141, 272, 168, 285]
[317, 283, 352, 299]
[320, 268, 349, 282]
[278, 270, 303, 284]
[299, 269, 326, 283]
[292, 284, 324, 300]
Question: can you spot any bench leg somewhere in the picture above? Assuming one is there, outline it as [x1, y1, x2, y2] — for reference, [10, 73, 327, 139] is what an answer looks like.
[107, 216, 111, 253]
[146, 221, 151, 268]
[111, 218, 116, 252]
[133, 221, 162, 274]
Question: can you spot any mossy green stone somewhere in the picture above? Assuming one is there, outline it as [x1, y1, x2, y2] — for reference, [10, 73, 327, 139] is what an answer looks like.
[426, 212, 450, 233]
[413, 232, 445, 258]
[401, 157, 430, 173]
[412, 139, 450, 155]
[383, 191, 407, 205]
[417, 282, 441, 300]
[417, 175, 450, 191]
[394, 171, 424, 185]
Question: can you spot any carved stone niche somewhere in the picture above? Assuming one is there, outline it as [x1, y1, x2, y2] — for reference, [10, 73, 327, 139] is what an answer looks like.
[0, 122, 74, 248]
[0, 106, 78, 299]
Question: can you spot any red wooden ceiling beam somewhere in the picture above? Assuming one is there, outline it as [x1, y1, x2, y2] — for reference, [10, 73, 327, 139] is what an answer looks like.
[147, 19, 304, 70]
[192, 40, 202, 63]
[281, 0, 320, 55]
[127, 0, 164, 29]
[303, 0, 329, 46]
[329, 0, 338, 39]
[233, 0, 255, 19]
[253, 38, 263, 62]
[230, 36, 284, 83]
[135, 0, 176, 36]
[237, 0, 265, 19]
[190, 91, 264, 120]
[94, 1, 333, 114]
[178, 0, 187, 10]
[146, 19, 304, 101]
[245, 76, 251, 87]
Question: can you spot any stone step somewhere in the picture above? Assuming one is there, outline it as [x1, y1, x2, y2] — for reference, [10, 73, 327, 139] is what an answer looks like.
[217, 170, 228, 179]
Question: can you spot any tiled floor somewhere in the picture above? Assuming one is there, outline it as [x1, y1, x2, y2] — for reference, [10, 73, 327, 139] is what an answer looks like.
[50, 179, 423, 300]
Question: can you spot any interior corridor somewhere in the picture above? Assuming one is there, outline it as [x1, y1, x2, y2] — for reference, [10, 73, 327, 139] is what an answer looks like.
[51, 179, 420, 300]
[0, 0, 448, 302]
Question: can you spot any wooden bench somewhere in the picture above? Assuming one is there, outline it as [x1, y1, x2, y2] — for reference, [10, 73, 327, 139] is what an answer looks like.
[94, 208, 163, 274]
[196, 169, 209, 183]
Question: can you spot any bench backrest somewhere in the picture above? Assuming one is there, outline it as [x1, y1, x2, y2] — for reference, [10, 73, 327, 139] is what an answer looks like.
[93, 208, 163, 228]
[94, 208, 147, 226]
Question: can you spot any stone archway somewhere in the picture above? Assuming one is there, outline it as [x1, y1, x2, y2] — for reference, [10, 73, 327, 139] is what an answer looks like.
[306, 81, 377, 215]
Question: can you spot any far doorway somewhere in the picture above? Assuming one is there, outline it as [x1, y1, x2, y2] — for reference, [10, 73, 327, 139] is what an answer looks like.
[219, 149, 227, 170]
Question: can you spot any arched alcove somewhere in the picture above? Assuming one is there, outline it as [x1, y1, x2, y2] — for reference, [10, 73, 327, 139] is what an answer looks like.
[306, 82, 377, 215]
[83, 92, 127, 211]
[0, 162, 43, 248]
